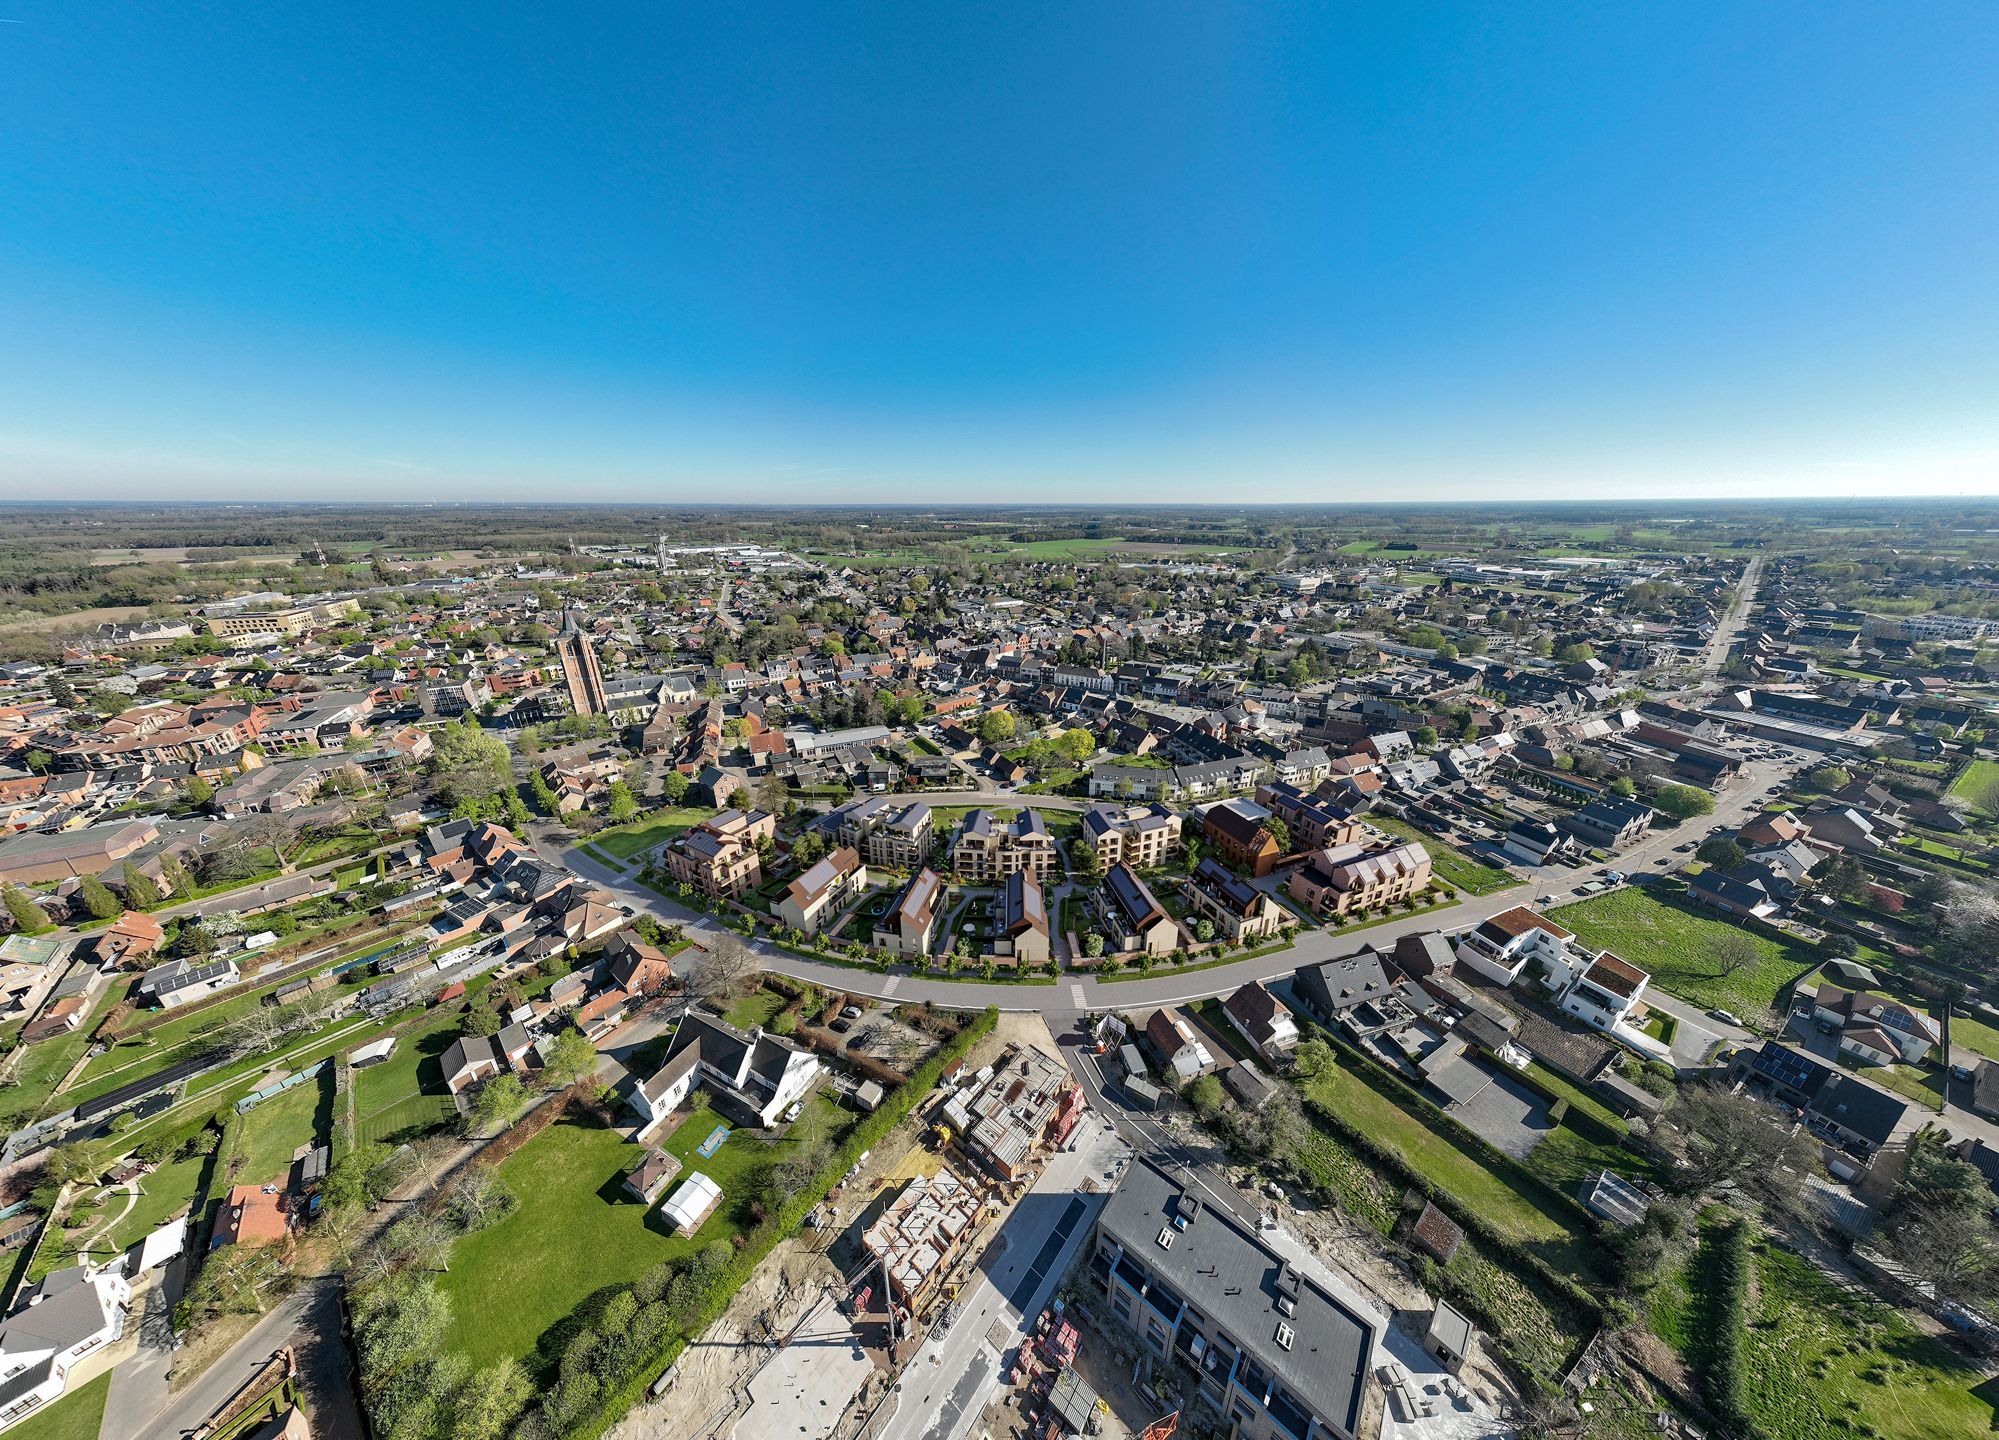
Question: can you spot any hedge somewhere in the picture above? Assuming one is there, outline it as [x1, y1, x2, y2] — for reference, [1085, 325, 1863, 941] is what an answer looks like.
[552, 1004, 999, 1439]
[1705, 1216, 1755, 1435]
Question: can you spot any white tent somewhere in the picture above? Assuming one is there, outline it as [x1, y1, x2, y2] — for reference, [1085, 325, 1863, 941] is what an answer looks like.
[659, 1172, 723, 1233]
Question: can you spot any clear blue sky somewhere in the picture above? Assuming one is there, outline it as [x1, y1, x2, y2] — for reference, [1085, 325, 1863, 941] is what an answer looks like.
[1, 3, 1995, 502]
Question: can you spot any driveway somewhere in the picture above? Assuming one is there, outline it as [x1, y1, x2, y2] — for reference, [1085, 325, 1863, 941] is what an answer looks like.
[1446, 1068, 1555, 1161]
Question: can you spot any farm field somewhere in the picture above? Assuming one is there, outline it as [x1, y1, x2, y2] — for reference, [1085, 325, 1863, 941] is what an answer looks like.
[1550, 886, 1818, 1016]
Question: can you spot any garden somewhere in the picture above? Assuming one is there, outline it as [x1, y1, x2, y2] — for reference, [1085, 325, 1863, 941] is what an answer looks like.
[1366, 814, 1519, 896]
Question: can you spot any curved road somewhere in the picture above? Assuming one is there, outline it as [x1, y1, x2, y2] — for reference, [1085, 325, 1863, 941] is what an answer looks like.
[556, 748, 1787, 1049]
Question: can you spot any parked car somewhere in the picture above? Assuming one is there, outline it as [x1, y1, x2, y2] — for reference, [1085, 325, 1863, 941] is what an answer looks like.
[841, 1004, 863, 1019]
[1709, 1008, 1742, 1026]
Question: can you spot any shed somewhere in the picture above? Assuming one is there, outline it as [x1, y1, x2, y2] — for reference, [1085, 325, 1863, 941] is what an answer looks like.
[1424, 1299, 1474, 1373]
[854, 1079, 886, 1112]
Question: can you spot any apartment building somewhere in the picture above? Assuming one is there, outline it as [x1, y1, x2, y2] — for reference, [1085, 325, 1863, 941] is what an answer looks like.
[1095, 864, 1180, 956]
[1079, 802, 1182, 872]
[1255, 782, 1364, 851]
[874, 867, 942, 958]
[952, 808, 1054, 882]
[1201, 803, 1281, 877]
[1088, 1160, 1377, 1440]
[833, 796, 935, 871]
[772, 846, 866, 935]
[1184, 858, 1285, 943]
[661, 808, 777, 900]
[1288, 841, 1432, 916]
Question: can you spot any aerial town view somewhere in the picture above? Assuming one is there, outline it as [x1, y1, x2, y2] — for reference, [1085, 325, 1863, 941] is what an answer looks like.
[0, 7, 1994, 1440]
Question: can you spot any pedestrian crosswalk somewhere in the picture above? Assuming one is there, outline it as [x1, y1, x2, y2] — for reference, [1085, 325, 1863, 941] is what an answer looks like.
[1069, 983, 1086, 1007]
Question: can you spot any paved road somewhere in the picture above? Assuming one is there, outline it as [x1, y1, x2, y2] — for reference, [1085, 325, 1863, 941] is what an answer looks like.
[875, 1112, 1127, 1440]
[129, 1276, 362, 1440]
[1700, 554, 1764, 680]
[562, 748, 1792, 1024]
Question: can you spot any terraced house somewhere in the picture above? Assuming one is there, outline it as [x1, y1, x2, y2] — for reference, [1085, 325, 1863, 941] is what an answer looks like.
[951, 808, 1054, 882]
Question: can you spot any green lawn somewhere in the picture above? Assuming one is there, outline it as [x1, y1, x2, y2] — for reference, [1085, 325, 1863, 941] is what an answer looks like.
[1948, 758, 1999, 813]
[1652, 1226, 1994, 1440]
[1852, 1058, 1945, 1110]
[721, 989, 785, 1031]
[4, 1369, 110, 1440]
[594, 807, 713, 860]
[356, 1092, 455, 1145]
[440, 1096, 851, 1376]
[1550, 887, 1818, 1017]
[1367, 816, 1519, 897]
[1303, 1067, 1592, 1276]
[1950, 1013, 1999, 1063]
[232, 1077, 329, 1187]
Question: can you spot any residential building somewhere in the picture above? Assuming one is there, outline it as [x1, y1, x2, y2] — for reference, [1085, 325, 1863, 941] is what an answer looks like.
[1079, 802, 1182, 872]
[0, 1267, 132, 1432]
[1453, 906, 1575, 986]
[1143, 1009, 1216, 1081]
[1686, 866, 1780, 919]
[1559, 795, 1654, 850]
[990, 870, 1050, 968]
[1201, 802, 1281, 877]
[632, 1011, 823, 1131]
[138, 955, 239, 1010]
[662, 808, 777, 900]
[1221, 980, 1298, 1060]
[874, 868, 943, 958]
[1255, 782, 1363, 851]
[440, 1024, 535, 1093]
[772, 846, 867, 935]
[1183, 858, 1284, 944]
[833, 797, 935, 870]
[1088, 1159, 1377, 1440]
[1812, 984, 1940, 1064]
[1287, 841, 1431, 916]
[1096, 865, 1180, 956]
[1556, 952, 1650, 1033]
[951, 809, 1054, 882]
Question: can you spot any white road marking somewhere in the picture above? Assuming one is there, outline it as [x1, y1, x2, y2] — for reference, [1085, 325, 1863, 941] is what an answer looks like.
[1069, 983, 1086, 1007]
[882, 976, 901, 996]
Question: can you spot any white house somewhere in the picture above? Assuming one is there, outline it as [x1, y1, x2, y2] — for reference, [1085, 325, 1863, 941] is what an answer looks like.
[1557, 952, 1650, 1033]
[0, 1267, 130, 1433]
[632, 1012, 822, 1132]
[1453, 906, 1576, 986]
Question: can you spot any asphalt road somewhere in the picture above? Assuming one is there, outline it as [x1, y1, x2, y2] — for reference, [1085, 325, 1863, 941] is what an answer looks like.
[561, 748, 1791, 1025]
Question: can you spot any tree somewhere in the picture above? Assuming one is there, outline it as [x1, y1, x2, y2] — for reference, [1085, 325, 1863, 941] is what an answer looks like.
[180, 775, 215, 808]
[121, 862, 160, 910]
[1885, 1131, 1999, 1306]
[1806, 764, 1852, 793]
[453, 1358, 534, 1440]
[1814, 852, 1866, 902]
[1712, 930, 1761, 978]
[462, 1005, 503, 1039]
[1554, 641, 1595, 665]
[755, 773, 790, 813]
[1260, 816, 1290, 856]
[1186, 1075, 1225, 1117]
[1653, 783, 1714, 820]
[1290, 1036, 1335, 1080]
[685, 934, 757, 1004]
[1607, 775, 1637, 798]
[1056, 728, 1096, 763]
[605, 781, 639, 824]
[661, 769, 690, 804]
[1661, 1084, 1820, 1197]
[791, 832, 826, 868]
[1696, 838, 1746, 871]
[76, 874, 121, 921]
[539, 1029, 598, 1090]
[159, 853, 195, 899]
[977, 709, 1016, 747]
[1412, 725, 1438, 749]
[2, 885, 51, 936]
[464, 1073, 527, 1134]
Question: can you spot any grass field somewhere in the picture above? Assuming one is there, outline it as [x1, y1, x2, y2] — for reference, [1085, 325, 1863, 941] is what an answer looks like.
[1652, 1226, 1993, 1440]
[1367, 815, 1520, 896]
[440, 1095, 852, 1375]
[356, 1092, 455, 1145]
[232, 1077, 328, 1187]
[4, 1369, 110, 1440]
[594, 807, 713, 860]
[1949, 758, 1999, 814]
[1303, 1067, 1593, 1277]
[721, 989, 785, 1031]
[1550, 887, 1818, 1016]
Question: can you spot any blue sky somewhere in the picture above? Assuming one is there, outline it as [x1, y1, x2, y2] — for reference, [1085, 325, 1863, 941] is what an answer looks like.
[1, 3, 1994, 502]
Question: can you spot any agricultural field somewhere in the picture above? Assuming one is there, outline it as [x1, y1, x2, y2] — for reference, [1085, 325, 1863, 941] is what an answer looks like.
[1367, 815, 1520, 896]
[1550, 886, 1819, 1017]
